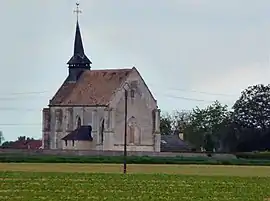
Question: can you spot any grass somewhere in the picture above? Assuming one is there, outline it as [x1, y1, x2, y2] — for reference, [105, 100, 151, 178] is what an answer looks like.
[1, 163, 270, 200]
[1, 163, 270, 177]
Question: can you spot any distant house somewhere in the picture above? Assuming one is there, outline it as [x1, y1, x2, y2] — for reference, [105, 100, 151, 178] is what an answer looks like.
[161, 134, 192, 152]
[1, 139, 42, 149]
[25, 140, 42, 149]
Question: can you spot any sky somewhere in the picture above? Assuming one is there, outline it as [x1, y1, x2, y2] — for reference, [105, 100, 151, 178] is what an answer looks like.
[1, 0, 270, 141]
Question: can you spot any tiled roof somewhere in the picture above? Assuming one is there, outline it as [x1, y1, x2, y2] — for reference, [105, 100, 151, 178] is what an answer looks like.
[62, 126, 93, 141]
[28, 140, 42, 149]
[161, 135, 192, 152]
[50, 68, 133, 106]
[4, 140, 42, 149]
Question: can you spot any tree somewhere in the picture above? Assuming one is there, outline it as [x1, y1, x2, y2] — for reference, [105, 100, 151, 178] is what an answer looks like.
[171, 110, 191, 133]
[17, 136, 32, 141]
[0, 131, 4, 145]
[1, 141, 12, 148]
[204, 133, 215, 151]
[233, 84, 270, 130]
[160, 113, 173, 135]
[160, 111, 191, 135]
[232, 84, 270, 151]
[184, 101, 231, 151]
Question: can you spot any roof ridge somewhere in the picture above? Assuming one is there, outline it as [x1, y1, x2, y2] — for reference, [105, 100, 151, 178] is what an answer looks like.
[90, 68, 133, 72]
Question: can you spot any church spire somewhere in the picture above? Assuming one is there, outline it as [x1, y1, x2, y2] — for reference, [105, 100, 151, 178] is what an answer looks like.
[67, 3, 92, 69]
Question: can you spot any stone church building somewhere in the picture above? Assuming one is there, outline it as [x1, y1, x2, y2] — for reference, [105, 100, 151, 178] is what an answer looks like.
[42, 15, 161, 152]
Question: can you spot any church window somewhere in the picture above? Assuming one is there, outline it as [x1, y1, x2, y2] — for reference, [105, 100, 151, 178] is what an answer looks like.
[130, 89, 135, 98]
[129, 126, 135, 143]
[99, 119, 104, 144]
[130, 80, 138, 88]
[67, 109, 73, 131]
[152, 110, 156, 133]
[128, 116, 140, 144]
[72, 140, 75, 146]
[55, 109, 63, 131]
[77, 116, 81, 128]
[65, 140, 67, 146]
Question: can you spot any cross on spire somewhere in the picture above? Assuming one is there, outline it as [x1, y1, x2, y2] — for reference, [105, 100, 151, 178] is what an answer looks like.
[74, 2, 82, 21]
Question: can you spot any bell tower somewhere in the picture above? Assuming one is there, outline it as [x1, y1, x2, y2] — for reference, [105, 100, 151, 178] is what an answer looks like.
[67, 3, 92, 82]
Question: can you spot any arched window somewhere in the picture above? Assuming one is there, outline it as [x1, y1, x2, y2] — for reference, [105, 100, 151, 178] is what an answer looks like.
[130, 89, 135, 98]
[99, 119, 104, 144]
[66, 109, 73, 131]
[129, 125, 135, 144]
[128, 116, 141, 144]
[76, 116, 81, 128]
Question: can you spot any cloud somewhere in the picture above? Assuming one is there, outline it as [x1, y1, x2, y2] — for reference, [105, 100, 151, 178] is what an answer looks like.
[2, 0, 270, 140]
[191, 61, 270, 100]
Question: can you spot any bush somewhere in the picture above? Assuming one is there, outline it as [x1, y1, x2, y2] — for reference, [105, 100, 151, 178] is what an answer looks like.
[235, 151, 270, 160]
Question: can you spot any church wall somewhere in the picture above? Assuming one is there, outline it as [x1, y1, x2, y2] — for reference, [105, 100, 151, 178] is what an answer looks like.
[49, 107, 65, 149]
[109, 69, 159, 152]
[83, 107, 106, 146]
[113, 144, 154, 152]
[49, 107, 56, 149]
[62, 140, 95, 150]
[48, 106, 106, 150]
[83, 107, 92, 125]
[42, 108, 50, 149]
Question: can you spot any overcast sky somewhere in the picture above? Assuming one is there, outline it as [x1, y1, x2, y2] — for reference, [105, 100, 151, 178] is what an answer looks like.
[1, 0, 270, 141]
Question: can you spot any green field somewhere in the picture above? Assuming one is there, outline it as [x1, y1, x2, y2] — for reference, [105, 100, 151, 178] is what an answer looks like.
[1, 163, 270, 201]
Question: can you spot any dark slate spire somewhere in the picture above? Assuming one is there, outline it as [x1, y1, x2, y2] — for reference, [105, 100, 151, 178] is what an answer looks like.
[67, 3, 91, 82]
[67, 3, 91, 69]
[67, 20, 92, 68]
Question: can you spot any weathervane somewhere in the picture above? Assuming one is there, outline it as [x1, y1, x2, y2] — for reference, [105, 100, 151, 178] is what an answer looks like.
[74, 2, 82, 21]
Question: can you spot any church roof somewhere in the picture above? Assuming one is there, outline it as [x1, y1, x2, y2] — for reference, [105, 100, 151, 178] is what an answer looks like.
[62, 125, 93, 141]
[49, 68, 133, 106]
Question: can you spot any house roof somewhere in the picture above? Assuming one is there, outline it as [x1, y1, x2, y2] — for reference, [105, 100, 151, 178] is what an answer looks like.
[49, 68, 133, 106]
[161, 135, 192, 152]
[27, 140, 42, 149]
[62, 125, 93, 141]
[2, 140, 42, 149]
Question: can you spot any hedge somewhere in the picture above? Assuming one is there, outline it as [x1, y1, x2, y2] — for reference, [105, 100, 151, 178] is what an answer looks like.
[1, 154, 270, 166]
[0, 154, 212, 164]
[235, 151, 270, 160]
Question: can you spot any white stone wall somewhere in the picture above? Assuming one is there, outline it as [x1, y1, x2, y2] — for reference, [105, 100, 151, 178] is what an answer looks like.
[109, 69, 160, 152]
[47, 106, 105, 150]
[62, 140, 95, 150]
[113, 144, 154, 152]
[42, 108, 50, 149]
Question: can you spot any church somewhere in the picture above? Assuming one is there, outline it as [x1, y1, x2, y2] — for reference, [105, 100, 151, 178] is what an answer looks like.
[42, 6, 161, 152]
